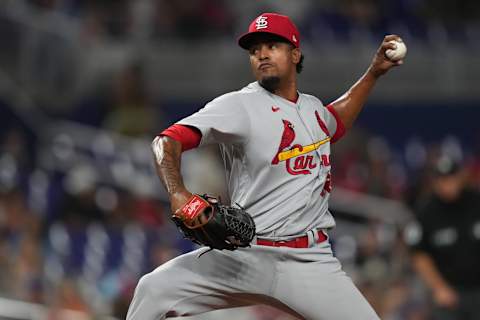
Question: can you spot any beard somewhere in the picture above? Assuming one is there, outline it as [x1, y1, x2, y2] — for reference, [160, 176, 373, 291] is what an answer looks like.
[259, 76, 280, 93]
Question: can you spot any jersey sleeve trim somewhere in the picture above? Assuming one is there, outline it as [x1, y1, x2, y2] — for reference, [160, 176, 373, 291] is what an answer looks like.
[160, 124, 202, 151]
[326, 104, 346, 143]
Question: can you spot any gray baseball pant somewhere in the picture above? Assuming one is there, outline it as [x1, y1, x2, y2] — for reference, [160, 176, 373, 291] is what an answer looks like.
[126, 239, 380, 320]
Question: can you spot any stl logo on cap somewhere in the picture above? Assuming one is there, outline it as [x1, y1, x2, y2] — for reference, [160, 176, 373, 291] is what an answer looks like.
[238, 13, 301, 49]
[255, 16, 268, 30]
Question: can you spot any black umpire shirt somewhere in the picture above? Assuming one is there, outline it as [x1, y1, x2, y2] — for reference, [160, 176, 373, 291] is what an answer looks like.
[409, 189, 480, 289]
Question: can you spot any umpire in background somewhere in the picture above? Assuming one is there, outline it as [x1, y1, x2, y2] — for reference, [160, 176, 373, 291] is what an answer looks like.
[406, 155, 480, 319]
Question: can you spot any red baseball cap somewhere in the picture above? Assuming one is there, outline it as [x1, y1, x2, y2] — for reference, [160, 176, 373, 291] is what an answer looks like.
[238, 13, 300, 50]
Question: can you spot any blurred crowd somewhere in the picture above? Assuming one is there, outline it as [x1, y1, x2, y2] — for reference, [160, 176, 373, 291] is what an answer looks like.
[2, 101, 480, 319]
[13, 0, 480, 44]
[1, 1, 480, 320]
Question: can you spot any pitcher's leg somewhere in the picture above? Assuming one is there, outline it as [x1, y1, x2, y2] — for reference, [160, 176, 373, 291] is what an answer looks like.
[127, 247, 276, 320]
[274, 245, 379, 320]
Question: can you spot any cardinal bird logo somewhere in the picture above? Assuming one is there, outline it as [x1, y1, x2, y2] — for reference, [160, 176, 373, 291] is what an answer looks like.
[271, 119, 295, 165]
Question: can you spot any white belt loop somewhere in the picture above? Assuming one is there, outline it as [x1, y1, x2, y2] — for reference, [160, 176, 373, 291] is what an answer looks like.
[307, 230, 315, 247]
[313, 229, 320, 243]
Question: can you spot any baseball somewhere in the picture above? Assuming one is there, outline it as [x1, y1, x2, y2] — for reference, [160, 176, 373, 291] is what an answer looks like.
[385, 39, 407, 61]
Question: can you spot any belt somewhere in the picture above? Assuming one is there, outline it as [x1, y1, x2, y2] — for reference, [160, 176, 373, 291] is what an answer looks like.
[256, 230, 328, 248]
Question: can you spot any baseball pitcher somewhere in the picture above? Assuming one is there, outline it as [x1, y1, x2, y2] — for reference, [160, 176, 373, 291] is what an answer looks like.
[127, 12, 404, 320]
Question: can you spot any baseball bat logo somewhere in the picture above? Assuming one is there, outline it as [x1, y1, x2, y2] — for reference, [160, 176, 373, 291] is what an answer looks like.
[271, 119, 331, 176]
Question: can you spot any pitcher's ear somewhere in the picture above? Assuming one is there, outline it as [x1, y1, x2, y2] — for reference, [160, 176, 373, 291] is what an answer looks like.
[292, 48, 301, 64]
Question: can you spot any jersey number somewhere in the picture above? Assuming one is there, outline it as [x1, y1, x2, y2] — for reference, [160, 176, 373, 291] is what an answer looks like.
[321, 172, 332, 196]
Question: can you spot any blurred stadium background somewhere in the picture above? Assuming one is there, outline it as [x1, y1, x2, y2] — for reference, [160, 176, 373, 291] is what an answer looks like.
[0, 0, 479, 319]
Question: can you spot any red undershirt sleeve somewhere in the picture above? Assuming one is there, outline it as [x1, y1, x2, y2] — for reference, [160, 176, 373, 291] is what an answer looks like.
[326, 104, 346, 143]
[160, 124, 202, 151]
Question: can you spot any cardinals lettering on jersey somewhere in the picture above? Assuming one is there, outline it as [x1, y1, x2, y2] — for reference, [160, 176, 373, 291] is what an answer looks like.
[271, 118, 331, 176]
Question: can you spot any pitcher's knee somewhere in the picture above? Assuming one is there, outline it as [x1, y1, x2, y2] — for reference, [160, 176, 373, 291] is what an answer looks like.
[127, 271, 173, 320]
[134, 273, 154, 298]
[134, 270, 172, 301]
[128, 253, 199, 319]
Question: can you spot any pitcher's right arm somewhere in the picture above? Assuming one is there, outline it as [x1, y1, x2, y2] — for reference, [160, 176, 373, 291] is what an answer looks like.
[151, 136, 192, 213]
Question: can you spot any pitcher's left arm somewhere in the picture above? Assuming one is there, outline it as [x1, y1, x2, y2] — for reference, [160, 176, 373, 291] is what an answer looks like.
[329, 35, 405, 130]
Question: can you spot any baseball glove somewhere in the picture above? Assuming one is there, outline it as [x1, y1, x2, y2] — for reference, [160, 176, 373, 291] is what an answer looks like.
[172, 194, 256, 250]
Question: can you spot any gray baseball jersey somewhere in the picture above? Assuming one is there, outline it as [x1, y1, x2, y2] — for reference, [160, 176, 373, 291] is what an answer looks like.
[178, 81, 342, 238]
[127, 82, 380, 320]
